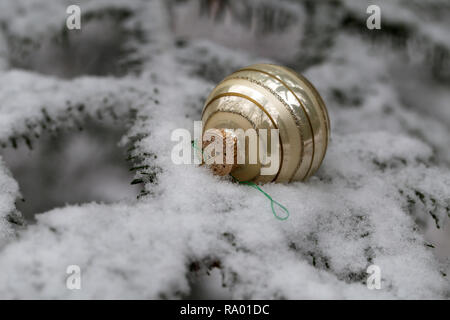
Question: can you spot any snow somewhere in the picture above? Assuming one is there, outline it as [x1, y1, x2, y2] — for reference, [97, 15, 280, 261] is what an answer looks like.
[0, 0, 448, 299]
[0, 157, 20, 246]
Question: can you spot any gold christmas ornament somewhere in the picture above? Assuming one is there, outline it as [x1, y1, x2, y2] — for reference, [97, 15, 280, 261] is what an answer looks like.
[201, 63, 330, 183]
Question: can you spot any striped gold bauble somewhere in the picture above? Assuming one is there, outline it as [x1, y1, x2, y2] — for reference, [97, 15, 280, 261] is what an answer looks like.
[201, 63, 330, 183]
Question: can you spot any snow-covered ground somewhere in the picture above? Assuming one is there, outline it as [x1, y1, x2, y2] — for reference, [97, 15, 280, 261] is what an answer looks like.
[0, 0, 448, 299]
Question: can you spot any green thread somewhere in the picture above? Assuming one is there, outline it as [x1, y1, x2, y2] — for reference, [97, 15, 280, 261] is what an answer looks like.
[192, 140, 289, 221]
[192, 139, 207, 162]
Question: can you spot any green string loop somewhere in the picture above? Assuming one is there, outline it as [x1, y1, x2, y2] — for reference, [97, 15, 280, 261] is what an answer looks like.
[192, 140, 289, 221]
[230, 175, 289, 221]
